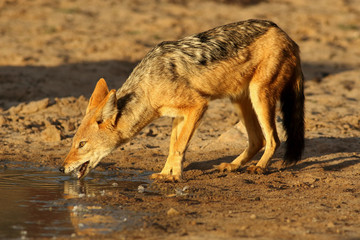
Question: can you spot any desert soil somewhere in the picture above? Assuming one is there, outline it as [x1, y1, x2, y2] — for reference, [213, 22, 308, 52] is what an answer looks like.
[0, 0, 360, 239]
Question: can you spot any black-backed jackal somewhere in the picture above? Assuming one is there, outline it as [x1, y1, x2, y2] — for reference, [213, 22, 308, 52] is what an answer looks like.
[59, 19, 305, 181]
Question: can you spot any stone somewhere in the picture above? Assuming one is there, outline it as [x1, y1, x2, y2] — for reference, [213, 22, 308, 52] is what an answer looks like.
[0, 115, 6, 126]
[41, 125, 62, 142]
[20, 98, 49, 114]
[167, 208, 180, 216]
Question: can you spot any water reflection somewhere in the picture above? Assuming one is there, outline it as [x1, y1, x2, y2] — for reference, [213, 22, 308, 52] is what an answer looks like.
[63, 178, 147, 237]
[0, 168, 148, 239]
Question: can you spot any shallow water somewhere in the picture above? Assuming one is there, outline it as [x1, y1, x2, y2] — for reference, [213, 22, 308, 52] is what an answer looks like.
[0, 166, 150, 239]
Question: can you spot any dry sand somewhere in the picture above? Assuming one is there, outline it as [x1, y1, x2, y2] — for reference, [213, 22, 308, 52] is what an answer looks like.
[0, 0, 359, 239]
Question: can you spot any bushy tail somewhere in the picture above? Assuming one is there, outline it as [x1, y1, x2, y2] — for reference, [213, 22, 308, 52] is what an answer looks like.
[280, 64, 305, 166]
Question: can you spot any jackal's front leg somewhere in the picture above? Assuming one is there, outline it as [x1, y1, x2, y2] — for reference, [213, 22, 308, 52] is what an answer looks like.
[151, 117, 184, 182]
[151, 106, 206, 182]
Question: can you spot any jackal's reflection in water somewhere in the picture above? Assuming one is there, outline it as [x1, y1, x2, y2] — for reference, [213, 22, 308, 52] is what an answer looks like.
[63, 180, 144, 237]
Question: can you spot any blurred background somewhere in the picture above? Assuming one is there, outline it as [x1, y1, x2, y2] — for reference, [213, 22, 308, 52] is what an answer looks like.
[0, 0, 359, 109]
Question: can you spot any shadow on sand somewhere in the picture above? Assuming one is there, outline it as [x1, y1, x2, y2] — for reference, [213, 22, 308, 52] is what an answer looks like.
[0, 60, 137, 109]
[0, 59, 354, 109]
[184, 137, 360, 173]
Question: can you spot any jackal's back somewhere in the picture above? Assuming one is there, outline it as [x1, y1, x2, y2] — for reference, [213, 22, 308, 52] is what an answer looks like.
[150, 19, 277, 66]
[123, 20, 296, 93]
[134, 20, 276, 73]
[120, 19, 299, 101]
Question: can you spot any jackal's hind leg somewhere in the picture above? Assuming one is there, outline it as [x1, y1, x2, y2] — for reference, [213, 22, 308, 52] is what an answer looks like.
[216, 97, 265, 172]
[246, 165, 266, 174]
[246, 84, 280, 174]
[151, 105, 206, 182]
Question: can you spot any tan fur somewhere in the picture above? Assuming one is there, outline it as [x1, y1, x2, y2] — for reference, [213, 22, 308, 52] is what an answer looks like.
[60, 20, 305, 181]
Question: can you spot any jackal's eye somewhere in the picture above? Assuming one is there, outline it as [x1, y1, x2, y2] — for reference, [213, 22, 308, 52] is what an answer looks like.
[78, 141, 86, 148]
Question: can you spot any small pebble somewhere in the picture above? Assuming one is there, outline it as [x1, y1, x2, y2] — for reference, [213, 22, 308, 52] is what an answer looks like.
[138, 185, 145, 193]
[327, 222, 335, 228]
[167, 208, 180, 216]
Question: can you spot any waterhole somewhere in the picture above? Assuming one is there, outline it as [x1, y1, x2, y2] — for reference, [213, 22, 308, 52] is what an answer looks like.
[0, 165, 150, 239]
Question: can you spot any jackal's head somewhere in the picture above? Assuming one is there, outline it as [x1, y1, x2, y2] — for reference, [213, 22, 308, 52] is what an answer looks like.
[59, 78, 119, 179]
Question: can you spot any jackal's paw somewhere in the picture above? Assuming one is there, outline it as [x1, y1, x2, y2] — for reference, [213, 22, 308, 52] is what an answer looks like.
[150, 173, 181, 182]
[215, 163, 239, 172]
[246, 165, 266, 175]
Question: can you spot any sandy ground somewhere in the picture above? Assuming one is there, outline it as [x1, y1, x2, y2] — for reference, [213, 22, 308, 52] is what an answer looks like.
[1, 0, 360, 239]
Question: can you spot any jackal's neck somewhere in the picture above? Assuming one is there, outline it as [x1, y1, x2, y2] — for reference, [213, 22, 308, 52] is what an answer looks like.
[114, 87, 157, 143]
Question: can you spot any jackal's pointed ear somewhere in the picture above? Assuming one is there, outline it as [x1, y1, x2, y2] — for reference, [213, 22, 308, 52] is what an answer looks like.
[86, 78, 109, 114]
[101, 89, 118, 121]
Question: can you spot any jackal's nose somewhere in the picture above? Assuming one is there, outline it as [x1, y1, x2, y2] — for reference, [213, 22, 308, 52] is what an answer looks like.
[59, 166, 65, 173]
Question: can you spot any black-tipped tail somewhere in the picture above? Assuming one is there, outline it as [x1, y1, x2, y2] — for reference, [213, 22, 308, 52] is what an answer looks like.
[280, 67, 305, 166]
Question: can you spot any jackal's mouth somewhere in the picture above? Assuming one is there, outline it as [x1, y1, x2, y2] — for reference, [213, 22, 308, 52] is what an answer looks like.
[75, 161, 90, 179]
